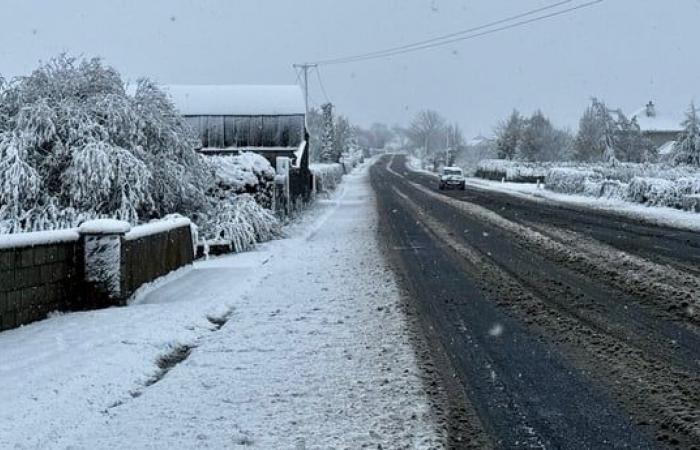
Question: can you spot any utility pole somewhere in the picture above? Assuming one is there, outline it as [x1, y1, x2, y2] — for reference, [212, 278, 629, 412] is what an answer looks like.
[293, 63, 317, 117]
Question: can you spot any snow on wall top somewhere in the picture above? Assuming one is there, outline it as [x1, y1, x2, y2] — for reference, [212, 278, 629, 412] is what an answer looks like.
[79, 219, 131, 235]
[0, 229, 80, 250]
[630, 103, 682, 132]
[166, 85, 305, 116]
[125, 217, 192, 241]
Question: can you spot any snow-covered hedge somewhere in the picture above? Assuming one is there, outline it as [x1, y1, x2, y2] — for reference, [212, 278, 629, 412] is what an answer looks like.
[198, 194, 279, 252]
[311, 163, 344, 193]
[206, 152, 275, 208]
[475, 159, 549, 182]
[543, 166, 700, 210]
[545, 168, 598, 194]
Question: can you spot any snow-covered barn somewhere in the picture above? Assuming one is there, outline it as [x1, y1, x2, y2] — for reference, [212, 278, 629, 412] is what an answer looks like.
[167, 84, 313, 201]
[166, 85, 309, 169]
[630, 101, 682, 150]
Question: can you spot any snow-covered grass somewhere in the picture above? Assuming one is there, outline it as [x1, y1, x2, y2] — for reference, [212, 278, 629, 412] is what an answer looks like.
[0, 162, 442, 449]
[310, 162, 344, 193]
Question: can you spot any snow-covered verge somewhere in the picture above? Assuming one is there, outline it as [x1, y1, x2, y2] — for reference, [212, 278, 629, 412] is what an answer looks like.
[310, 162, 344, 193]
[460, 177, 700, 231]
[0, 162, 443, 449]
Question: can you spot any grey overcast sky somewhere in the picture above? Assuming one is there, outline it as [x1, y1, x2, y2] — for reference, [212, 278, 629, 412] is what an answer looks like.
[0, 0, 698, 137]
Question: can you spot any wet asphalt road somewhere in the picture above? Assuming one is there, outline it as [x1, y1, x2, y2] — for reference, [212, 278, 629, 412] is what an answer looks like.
[371, 154, 700, 449]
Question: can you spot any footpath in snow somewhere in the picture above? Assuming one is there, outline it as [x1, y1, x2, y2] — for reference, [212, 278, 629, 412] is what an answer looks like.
[0, 162, 443, 449]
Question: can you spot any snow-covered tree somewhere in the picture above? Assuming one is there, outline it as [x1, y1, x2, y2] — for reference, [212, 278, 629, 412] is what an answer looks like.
[614, 111, 654, 162]
[305, 106, 324, 162]
[574, 98, 617, 162]
[333, 115, 354, 159]
[445, 123, 465, 166]
[495, 109, 523, 160]
[518, 111, 571, 162]
[672, 101, 700, 166]
[319, 102, 336, 163]
[406, 110, 446, 163]
[0, 54, 210, 231]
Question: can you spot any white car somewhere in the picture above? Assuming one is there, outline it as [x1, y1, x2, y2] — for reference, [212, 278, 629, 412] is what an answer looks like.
[438, 167, 466, 190]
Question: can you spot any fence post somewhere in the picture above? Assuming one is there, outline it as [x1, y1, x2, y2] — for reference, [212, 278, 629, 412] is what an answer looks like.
[78, 220, 130, 307]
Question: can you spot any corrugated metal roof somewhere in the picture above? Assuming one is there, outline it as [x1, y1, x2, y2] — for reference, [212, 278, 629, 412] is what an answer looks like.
[165, 85, 305, 116]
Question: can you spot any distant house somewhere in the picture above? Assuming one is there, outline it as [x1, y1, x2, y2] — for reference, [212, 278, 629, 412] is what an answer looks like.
[630, 101, 682, 151]
[167, 84, 312, 200]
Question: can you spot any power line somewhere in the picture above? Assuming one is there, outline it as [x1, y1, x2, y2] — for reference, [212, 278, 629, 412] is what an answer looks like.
[314, 0, 573, 65]
[310, 0, 603, 66]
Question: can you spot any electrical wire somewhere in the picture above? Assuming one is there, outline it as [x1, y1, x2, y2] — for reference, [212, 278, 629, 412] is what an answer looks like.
[310, 0, 603, 66]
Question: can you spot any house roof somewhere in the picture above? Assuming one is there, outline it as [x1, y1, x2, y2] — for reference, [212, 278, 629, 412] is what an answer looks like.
[629, 102, 682, 132]
[165, 85, 305, 116]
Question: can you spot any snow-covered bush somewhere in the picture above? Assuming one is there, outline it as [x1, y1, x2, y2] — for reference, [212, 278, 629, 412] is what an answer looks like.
[206, 152, 275, 208]
[582, 179, 627, 199]
[0, 55, 210, 232]
[310, 163, 344, 193]
[545, 168, 598, 194]
[198, 194, 279, 252]
[627, 177, 683, 207]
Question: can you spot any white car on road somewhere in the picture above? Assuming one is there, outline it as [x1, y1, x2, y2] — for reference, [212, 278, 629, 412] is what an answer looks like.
[438, 166, 466, 190]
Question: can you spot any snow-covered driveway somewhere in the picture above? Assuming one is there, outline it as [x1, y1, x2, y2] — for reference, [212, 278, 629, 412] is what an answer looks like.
[0, 163, 442, 449]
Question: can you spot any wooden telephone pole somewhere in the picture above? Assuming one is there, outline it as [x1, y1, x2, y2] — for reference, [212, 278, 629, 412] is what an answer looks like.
[293, 63, 317, 117]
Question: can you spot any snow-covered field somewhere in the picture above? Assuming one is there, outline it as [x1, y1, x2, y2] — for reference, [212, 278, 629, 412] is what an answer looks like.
[0, 162, 442, 449]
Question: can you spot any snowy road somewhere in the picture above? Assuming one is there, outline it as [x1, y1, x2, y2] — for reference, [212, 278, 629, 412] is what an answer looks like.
[0, 162, 443, 449]
[372, 154, 700, 449]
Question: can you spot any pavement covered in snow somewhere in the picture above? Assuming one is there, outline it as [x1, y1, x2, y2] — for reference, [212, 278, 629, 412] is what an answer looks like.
[0, 163, 442, 449]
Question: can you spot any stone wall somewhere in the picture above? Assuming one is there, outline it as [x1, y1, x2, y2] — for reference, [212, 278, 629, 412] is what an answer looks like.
[0, 220, 195, 332]
[121, 225, 194, 302]
[0, 237, 81, 332]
